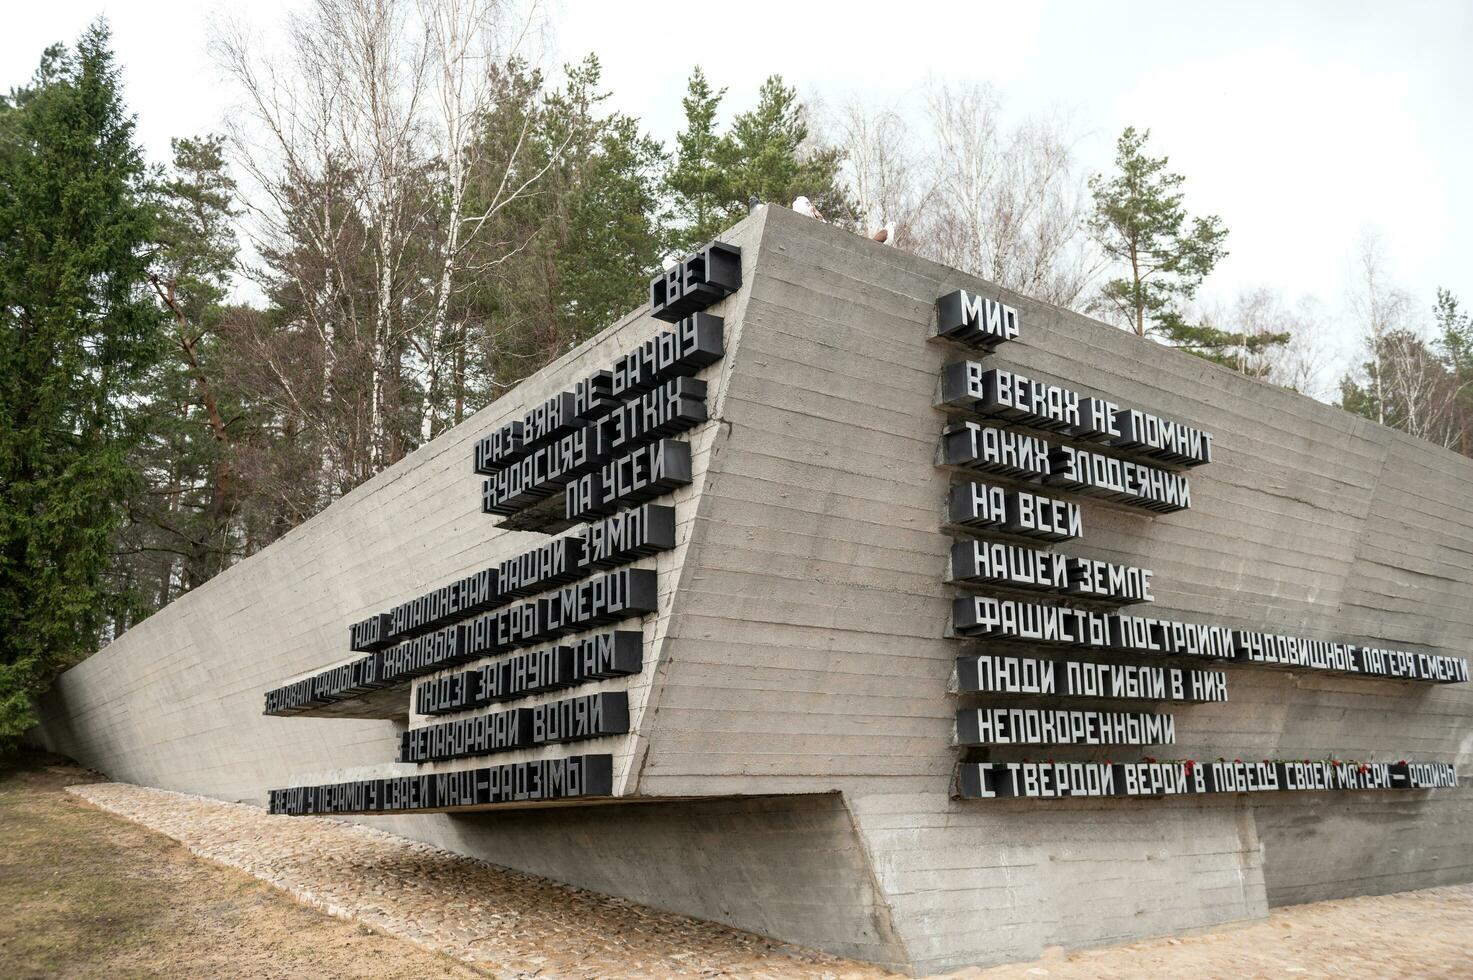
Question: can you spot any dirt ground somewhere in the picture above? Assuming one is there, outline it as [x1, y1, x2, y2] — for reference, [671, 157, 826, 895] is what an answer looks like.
[0, 753, 482, 979]
[6, 751, 1473, 979]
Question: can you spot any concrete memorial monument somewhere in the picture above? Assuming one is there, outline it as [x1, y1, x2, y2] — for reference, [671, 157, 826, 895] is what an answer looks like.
[34, 207, 1473, 974]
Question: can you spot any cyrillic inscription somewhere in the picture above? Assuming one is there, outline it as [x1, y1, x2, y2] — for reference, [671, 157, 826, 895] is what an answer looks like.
[949, 540, 1152, 604]
[565, 440, 693, 523]
[415, 631, 644, 716]
[935, 289, 1020, 349]
[940, 362, 1212, 466]
[399, 692, 629, 763]
[649, 242, 741, 322]
[1046, 445, 1191, 512]
[268, 755, 615, 814]
[947, 482, 1081, 541]
[956, 654, 1227, 702]
[956, 707, 1175, 746]
[943, 422, 1051, 478]
[959, 760, 1459, 799]
[950, 596, 1470, 682]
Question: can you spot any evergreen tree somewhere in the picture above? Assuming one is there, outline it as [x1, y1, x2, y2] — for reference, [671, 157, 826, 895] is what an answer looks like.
[1337, 371, 1378, 425]
[0, 23, 162, 749]
[727, 75, 849, 220]
[1160, 309, 1291, 376]
[460, 56, 668, 400]
[1088, 127, 1231, 346]
[557, 113, 668, 331]
[1435, 289, 1471, 365]
[111, 135, 244, 619]
[667, 69, 851, 252]
[666, 67, 731, 252]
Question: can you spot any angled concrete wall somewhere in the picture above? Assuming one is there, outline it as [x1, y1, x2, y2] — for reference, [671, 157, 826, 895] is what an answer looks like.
[35, 206, 1473, 974]
[639, 209, 1473, 971]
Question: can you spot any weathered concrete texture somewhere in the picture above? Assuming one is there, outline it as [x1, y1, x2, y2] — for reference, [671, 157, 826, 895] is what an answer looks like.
[34, 205, 1473, 974]
[68, 781, 893, 978]
[628, 207, 1473, 970]
[34, 209, 912, 968]
[426, 794, 905, 965]
[34, 210, 764, 806]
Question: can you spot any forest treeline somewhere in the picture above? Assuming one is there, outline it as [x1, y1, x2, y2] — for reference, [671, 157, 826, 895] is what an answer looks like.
[2, 8, 1470, 748]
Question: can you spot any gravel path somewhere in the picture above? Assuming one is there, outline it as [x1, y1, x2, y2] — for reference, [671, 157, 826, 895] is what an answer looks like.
[67, 782, 890, 979]
[965, 883, 1473, 979]
[68, 781, 1473, 978]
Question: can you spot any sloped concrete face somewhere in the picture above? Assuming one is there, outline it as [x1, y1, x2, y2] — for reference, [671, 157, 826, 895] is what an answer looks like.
[33, 209, 768, 809]
[649, 208, 1472, 971]
[34, 205, 1473, 974]
[426, 793, 908, 968]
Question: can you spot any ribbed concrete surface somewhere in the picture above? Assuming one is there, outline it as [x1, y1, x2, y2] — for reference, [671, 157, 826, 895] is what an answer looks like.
[35, 206, 1473, 973]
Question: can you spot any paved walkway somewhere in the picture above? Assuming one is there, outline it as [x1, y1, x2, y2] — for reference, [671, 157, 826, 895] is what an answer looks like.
[70, 781, 1473, 978]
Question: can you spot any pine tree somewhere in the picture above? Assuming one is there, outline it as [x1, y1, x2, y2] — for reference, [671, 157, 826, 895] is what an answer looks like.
[1088, 127, 1230, 343]
[1153, 310, 1290, 375]
[667, 69, 851, 252]
[727, 75, 849, 220]
[0, 23, 162, 749]
[666, 67, 733, 252]
[460, 56, 668, 399]
[557, 113, 668, 331]
[112, 135, 244, 617]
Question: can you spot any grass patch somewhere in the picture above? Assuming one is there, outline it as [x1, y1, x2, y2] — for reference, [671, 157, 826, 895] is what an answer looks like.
[0, 751, 483, 978]
[0, 755, 165, 975]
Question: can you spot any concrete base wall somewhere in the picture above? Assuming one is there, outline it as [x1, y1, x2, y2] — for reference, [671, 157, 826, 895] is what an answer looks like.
[34, 206, 1473, 974]
[374, 794, 907, 968]
[1254, 791, 1473, 906]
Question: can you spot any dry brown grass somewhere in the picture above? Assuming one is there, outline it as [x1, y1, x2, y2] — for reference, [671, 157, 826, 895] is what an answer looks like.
[0, 751, 483, 979]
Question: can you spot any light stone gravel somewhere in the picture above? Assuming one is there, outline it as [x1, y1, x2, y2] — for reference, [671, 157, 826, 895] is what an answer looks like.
[65, 781, 1473, 979]
[964, 882, 1473, 979]
[67, 782, 893, 979]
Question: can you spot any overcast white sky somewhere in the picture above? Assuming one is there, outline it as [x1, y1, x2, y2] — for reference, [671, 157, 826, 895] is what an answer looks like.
[6, 0, 1471, 380]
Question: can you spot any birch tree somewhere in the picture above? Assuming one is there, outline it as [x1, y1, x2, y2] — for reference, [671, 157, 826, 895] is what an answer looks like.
[413, 0, 555, 442]
[1253, 293, 1335, 399]
[912, 82, 1098, 309]
[1340, 241, 1463, 447]
[826, 96, 921, 240]
[215, 0, 551, 485]
[217, 11, 364, 499]
[1346, 232, 1408, 427]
